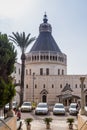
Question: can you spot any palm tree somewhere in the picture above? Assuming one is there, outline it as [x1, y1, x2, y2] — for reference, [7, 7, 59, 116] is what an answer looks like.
[9, 32, 35, 106]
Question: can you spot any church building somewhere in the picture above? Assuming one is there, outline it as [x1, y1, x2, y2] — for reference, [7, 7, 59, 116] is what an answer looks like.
[14, 14, 87, 106]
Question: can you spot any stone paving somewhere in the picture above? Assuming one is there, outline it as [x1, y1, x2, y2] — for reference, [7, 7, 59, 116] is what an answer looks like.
[17, 119, 78, 130]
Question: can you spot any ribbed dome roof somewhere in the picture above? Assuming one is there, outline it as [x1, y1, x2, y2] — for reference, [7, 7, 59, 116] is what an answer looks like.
[30, 13, 62, 53]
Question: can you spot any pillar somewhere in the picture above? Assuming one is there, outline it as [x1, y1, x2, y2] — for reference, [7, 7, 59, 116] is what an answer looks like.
[80, 77, 85, 115]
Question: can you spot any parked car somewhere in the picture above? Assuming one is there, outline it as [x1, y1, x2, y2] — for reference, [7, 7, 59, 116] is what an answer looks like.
[53, 103, 65, 115]
[21, 102, 32, 112]
[35, 102, 48, 115]
[69, 103, 77, 115]
[0, 109, 4, 120]
[5, 101, 18, 112]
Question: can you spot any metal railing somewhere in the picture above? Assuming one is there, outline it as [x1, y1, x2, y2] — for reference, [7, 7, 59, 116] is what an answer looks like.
[80, 120, 87, 130]
[0, 119, 12, 130]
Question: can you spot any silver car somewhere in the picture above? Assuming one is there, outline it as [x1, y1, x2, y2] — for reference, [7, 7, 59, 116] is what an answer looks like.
[53, 103, 65, 115]
[35, 102, 48, 115]
[21, 102, 32, 112]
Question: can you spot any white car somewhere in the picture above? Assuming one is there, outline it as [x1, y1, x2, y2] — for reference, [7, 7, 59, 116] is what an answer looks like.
[69, 103, 78, 115]
[35, 102, 48, 115]
[21, 102, 32, 112]
[53, 103, 65, 115]
[5, 101, 18, 112]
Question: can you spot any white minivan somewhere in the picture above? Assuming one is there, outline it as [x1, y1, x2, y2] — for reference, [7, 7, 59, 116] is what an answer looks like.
[69, 103, 78, 115]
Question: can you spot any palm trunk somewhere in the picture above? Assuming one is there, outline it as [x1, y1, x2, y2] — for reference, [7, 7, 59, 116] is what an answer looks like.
[9, 100, 12, 111]
[20, 53, 25, 106]
[7, 100, 14, 117]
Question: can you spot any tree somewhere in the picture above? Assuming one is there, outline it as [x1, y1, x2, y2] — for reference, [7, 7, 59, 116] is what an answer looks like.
[0, 33, 17, 108]
[9, 32, 35, 105]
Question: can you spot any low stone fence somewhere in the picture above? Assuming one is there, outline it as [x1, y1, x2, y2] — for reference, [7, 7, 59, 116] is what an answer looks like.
[0, 116, 16, 130]
[78, 114, 87, 130]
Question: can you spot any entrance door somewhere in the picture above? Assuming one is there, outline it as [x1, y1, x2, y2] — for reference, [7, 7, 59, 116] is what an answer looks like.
[42, 95, 46, 102]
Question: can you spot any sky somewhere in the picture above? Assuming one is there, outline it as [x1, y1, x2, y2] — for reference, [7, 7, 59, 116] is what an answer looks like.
[0, 0, 87, 75]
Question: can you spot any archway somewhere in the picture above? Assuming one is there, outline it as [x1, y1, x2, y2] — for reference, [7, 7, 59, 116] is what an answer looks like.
[40, 89, 48, 103]
[42, 94, 46, 102]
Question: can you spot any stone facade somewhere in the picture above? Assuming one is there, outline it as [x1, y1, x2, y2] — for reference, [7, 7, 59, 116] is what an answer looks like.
[12, 62, 21, 105]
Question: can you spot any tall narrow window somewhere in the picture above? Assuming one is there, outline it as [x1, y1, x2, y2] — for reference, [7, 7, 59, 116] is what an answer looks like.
[19, 80, 20, 83]
[84, 84, 86, 88]
[62, 69, 64, 75]
[26, 69, 28, 75]
[43, 84, 45, 88]
[26, 84, 28, 88]
[58, 69, 60, 75]
[29, 69, 31, 75]
[60, 84, 62, 88]
[15, 67, 16, 73]
[46, 68, 49, 75]
[35, 84, 37, 88]
[19, 68, 20, 75]
[40, 68, 43, 75]
[52, 84, 54, 88]
[75, 84, 77, 88]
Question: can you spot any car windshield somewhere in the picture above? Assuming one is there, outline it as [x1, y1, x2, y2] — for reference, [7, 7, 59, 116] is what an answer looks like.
[71, 105, 76, 108]
[38, 104, 47, 108]
[23, 103, 31, 106]
[6, 103, 9, 106]
[55, 105, 64, 108]
[13, 102, 16, 106]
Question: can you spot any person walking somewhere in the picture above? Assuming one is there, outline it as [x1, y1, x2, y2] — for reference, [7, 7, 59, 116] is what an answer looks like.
[17, 109, 21, 121]
[76, 103, 80, 117]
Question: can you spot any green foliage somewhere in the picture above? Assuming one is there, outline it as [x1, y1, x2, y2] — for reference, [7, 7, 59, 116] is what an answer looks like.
[25, 118, 33, 125]
[9, 32, 35, 54]
[43, 117, 53, 125]
[0, 77, 16, 108]
[0, 33, 17, 108]
[32, 102, 37, 109]
[0, 33, 17, 78]
[67, 118, 74, 125]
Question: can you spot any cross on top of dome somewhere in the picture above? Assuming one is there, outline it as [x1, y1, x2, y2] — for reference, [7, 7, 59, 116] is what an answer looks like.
[43, 12, 48, 23]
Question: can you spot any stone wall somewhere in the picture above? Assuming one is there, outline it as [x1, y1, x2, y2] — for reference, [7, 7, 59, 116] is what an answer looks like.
[0, 116, 16, 130]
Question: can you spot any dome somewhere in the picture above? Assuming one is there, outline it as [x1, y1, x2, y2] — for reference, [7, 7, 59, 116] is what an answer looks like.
[30, 13, 62, 53]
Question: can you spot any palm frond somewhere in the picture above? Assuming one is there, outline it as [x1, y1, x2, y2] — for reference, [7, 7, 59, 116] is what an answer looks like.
[9, 32, 35, 53]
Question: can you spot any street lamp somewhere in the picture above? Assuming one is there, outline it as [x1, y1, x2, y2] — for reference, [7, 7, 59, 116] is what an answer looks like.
[33, 73, 35, 103]
[80, 77, 85, 115]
